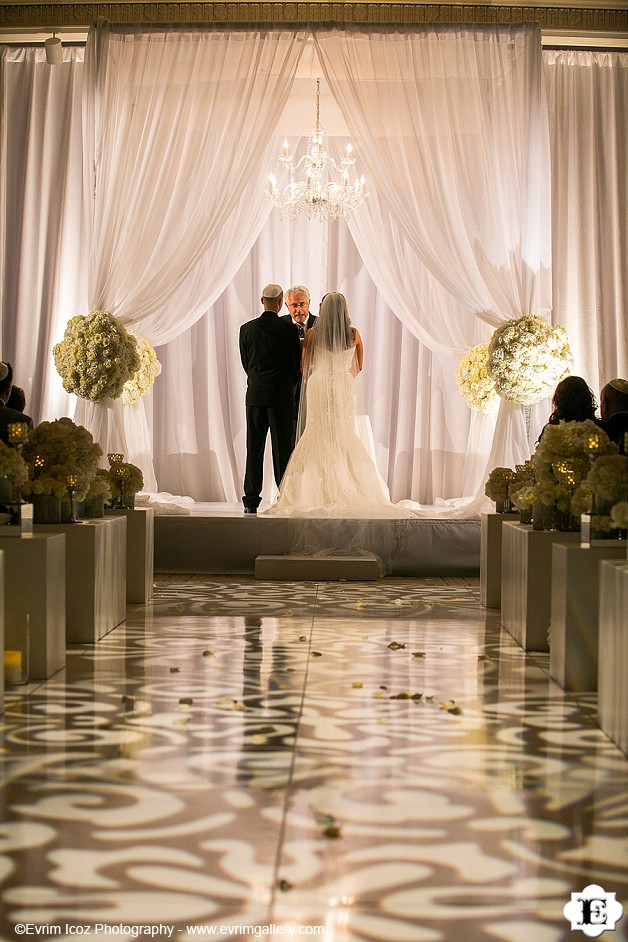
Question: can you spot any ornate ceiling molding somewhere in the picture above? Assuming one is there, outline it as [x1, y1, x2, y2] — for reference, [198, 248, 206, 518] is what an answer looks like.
[1, 3, 627, 33]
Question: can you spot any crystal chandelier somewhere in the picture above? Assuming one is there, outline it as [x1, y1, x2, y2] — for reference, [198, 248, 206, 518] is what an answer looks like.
[266, 80, 367, 222]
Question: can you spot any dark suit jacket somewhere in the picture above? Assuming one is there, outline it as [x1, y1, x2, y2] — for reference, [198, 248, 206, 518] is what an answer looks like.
[600, 412, 628, 453]
[0, 404, 33, 445]
[239, 311, 302, 407]
[281, 312, 317, 340]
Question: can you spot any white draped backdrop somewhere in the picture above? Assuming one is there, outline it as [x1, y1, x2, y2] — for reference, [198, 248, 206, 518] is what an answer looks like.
[1, 24, 626, 512]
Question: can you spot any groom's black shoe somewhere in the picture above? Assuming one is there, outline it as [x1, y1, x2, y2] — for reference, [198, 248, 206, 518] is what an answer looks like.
[243, 507, 257, 514]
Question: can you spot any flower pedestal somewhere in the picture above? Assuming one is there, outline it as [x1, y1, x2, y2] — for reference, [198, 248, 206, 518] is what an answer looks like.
[33, 517, 126, 643]
[480, 511, 518, 609]
[0, 532, 66, 681]
[105, 507, 154, 603]
[598, 560, 628, 755]
[549, 542, 628, 693]
[501, 522, 580, 652]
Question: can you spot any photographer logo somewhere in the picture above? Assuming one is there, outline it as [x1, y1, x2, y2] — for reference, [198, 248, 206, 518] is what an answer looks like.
[563, 884, 624, 937]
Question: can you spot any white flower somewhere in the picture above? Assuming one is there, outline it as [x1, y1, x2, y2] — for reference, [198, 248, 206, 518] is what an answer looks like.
[455, 344, 500, 414]
[121, 331, 162, 405]
[53, 311, 141, 403]
[487, 315, 573, 405]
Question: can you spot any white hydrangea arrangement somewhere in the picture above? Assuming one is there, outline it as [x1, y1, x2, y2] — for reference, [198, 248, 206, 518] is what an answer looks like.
[21, 417, 102, 500]
[484, 467, 515, 502]
[53, 311, 141, 402]
[532, 420, 617, 515]
[454, 343, 500, 414]
[121, 330, 162, 406]
[487, 315, 573, 405]
[586, 454, 628, 504]
[0, 440, 28, 487]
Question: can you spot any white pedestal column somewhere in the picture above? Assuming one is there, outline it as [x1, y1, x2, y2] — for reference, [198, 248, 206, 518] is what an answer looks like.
[0, 533, 66, 680]
[481, 512, 518, 609]
[34, 517, 126, 644]
[106, 508, 154, 603]
[598, 559, 628, 755]
[549, 543, 626, 692]
[501, 523, 580, 652]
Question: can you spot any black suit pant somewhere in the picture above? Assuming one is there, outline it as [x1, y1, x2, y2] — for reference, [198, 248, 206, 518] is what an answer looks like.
[243, 400, 295, 509]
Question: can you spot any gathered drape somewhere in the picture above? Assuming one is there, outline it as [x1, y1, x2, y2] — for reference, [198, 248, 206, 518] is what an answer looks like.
[0, 45, 86, 422]
[75, 22, 305, 485]
[544, 49, 628, 388]
[2, 33, 626, 511]
[315, 25, 553, 480]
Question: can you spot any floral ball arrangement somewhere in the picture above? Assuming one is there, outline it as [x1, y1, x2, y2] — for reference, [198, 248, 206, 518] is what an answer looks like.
[484, 467, 515, 503]
[487, 315, 573, 405]
[0, 440, 28, 488]
[455, 343, 500, 414]
[109, 461, 144, 498]
[121, 330, 162, 406]
[21, 417, 102, 500]
[53, 311, 141, 403]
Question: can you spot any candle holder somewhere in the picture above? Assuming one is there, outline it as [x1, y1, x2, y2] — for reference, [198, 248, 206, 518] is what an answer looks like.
[33, 454, 45, 476]
[7, 422, 29, 452]
[110, 465, 130, 510]
[108, 453, 125, 466]
[65, 474, 82, 524]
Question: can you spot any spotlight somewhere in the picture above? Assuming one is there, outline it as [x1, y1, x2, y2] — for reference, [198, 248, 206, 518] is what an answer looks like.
[44, 36, 63, 65]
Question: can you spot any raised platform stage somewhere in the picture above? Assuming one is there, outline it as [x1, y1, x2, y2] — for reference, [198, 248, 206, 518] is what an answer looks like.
[153, 503, 480, 577]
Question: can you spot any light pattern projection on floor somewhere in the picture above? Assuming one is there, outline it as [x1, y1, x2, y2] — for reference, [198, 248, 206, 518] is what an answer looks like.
[1, 577, 627, 942]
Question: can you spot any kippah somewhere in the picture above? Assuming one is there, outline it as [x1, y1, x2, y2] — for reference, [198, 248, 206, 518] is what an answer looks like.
[261, 284, 282, 299]
[0, 362, 8, 382]
[609, 378, 628, 395]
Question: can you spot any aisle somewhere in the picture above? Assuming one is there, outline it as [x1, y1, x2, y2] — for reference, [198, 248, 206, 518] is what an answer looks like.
[1, 576, 626, 941]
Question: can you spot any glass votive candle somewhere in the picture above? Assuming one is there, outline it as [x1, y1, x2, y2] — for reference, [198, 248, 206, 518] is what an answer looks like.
[108, 453, 124, 466]
[7, 422, 28, 445]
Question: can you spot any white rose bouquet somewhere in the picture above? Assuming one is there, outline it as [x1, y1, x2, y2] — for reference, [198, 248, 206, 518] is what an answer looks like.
[21, 417, 102, 500]
[53, 311, 141, 402]
[121, 330, 162, 406]
[454, 343, 499, 414]
[487, 315, 573, 405]
[484, 467, 515, 502]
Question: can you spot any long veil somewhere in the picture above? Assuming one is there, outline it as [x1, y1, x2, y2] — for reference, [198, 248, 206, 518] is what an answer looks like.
[267, 293, 419, 572]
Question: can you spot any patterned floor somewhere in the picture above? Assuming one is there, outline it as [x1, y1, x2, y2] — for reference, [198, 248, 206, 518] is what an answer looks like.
[1, 575, 627, 942]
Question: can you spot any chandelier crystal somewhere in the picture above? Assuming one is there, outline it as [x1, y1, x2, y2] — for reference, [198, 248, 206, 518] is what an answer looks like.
[266, 80, 367, 222]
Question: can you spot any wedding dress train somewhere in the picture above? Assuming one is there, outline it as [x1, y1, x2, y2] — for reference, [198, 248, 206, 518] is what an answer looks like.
[265, 346, 417, 519]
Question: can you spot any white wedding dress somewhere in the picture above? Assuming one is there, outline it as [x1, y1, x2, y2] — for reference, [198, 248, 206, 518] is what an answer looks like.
[266, 344, 416, 519]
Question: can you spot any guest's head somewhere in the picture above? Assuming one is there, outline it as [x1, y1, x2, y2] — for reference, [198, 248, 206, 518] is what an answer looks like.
[600, 378, 628, 420]
[261, 283, 283, 313]
[548, 375, 598, 425]
[285, 285, 311, 325]
[6, 385, 26, 412]
[0, 362, 13, 404]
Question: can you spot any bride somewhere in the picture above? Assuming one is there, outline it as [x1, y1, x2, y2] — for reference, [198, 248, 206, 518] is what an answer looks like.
[265, 292, 418, 519]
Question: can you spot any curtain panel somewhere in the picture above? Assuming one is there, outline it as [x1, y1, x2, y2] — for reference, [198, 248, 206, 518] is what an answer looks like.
[76, 21, 306, 486]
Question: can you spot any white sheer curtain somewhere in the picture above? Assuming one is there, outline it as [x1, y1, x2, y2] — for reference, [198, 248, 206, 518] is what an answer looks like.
[2, 31, 626, 513]
[0, 45, 86, 423]
[75, 21, 305, 486]
[315, 25, 553, 478]
[544, 50, 628, 387]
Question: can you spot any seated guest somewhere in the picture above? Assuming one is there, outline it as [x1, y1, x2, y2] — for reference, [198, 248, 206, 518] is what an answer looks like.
[0, 362, 33, 444]
[6, 385, 26, 412]
[538, 375, 602, 441]
[600, 377, 628, 453]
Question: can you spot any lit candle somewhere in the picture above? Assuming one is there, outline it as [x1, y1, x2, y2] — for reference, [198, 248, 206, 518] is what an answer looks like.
[4, 650, 23, 686]
[33, 454, 45, 475]
[346, 143, 353, 156]
[108, 453, 124, 466]
[588, 434, 599, 451]
[283, 140, 289, 156]
[7, 422, 28, 445]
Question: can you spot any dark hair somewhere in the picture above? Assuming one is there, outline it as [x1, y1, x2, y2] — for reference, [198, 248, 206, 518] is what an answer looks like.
[6, 385, 26, 411]
[0, 362, 13, 398]
[548, 376, 598, 424]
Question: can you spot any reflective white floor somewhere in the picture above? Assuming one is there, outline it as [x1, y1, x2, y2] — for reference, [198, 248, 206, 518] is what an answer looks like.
[1, 575, 627, 942]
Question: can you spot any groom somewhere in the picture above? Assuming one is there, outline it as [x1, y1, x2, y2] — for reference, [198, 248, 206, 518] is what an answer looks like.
[239, 284, 302, 514]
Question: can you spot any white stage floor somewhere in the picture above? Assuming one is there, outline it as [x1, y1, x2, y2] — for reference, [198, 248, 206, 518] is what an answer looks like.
[152, 502, 481, 577]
